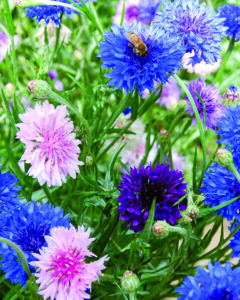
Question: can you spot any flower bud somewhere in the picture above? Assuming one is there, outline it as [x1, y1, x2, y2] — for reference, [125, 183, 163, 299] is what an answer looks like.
[28, 80, 51, 99]
[121, 271, 140, 293]
[152, 220, 169, 238]
[160, 129, 169, 138]
[5, 83, 14, 98]
[178, 212, 192, 224]
[186, 205, 199, 218]
[224, 86, 239, 106]
[216, 149, 234, 169]
[86, 156, 93, 166]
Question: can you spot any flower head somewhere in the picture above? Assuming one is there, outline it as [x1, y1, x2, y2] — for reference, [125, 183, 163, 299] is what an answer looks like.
[25, 0, 93, 26]
[224, 86, 239, 106]
[98, 22, 183, 95]
[31, 226, 108, 300]
[113, 0, 161, 25]
[117, 163, 187, 232]
[0, 166, 21, 212]
[155, 0, 226, 65]
[185, 78, 225, 130]
[0, 32, 18, 62]
[217, 105, 240, 168]
[218, 4, 240, 41]
[200, 163, 240, 221]
[176, 261, 240, 300]
[0, 201, 70, 286]
[16, 101, 83, 187]
[182, 51, 221, 76]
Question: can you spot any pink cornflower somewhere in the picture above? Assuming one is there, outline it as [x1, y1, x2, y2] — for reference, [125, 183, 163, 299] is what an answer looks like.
[182, 51, 221, 76]
[16, 101, 83, 186]
[31, 226, 108, 300]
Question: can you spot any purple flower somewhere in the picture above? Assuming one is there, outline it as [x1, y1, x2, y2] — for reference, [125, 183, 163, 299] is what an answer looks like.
[0, 32, 18, 62]
[185, 78, 225, 130]
[117, 163, 187, 232]
[16, 101, 83, 187]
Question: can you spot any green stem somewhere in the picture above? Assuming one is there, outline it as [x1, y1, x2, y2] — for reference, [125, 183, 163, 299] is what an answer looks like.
[0, 237, 31, 278]
[215, 38, 235, 83]
[129, 292, 136, 300]
[173, 74, 207, 188]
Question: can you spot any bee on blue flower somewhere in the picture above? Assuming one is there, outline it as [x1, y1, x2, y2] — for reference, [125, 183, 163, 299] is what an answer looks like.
[155, 0, 227, 66]
[98, 22, 184, 95]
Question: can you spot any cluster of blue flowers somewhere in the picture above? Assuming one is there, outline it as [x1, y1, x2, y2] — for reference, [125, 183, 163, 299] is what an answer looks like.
[0, 163, 71, 286]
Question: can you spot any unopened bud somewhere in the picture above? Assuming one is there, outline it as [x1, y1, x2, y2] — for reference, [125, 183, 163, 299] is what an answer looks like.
[74, 49, 84, 60]
[224, 86, 239, 106]
[160, 129, 169, 138]
[152, 220, 169, 238]
[216, 149, 234, 169]
[178, 212, 192, 224]
[186, 205, 199, 219]
[5, 83, 14, 98]
[28, 80, 50, 99]
[121, 271, 140, 293]
[86, 156, 93, 166]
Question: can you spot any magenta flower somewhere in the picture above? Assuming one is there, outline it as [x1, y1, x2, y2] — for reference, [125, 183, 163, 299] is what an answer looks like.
[16, 101, 83, 186]
[31, 226, 108, 300]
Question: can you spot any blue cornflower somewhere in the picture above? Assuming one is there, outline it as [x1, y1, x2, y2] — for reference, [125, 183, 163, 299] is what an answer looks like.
[155, 0, 226, 65]
[176, 261, 240, 300]
[0, 166, 21, 212]
[217, 105, 240, 168]
[0, 201, 70, 286]
[137, 0, 162, 24]
[25, 0, 93, 26]
[200, 163, 240, 221]
[218, 4, 240, 41]
[122, 107, 131, 116]
[98, 22, 184, 95]
[185, 78, 225, 130]
[117, 163, 187, 232]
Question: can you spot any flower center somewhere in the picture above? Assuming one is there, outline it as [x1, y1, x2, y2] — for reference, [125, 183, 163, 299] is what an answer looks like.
[49, 248, 85, 287]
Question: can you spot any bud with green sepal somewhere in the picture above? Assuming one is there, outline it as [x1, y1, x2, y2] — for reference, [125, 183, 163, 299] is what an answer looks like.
[28, 80, 50, 99]
[186, 190, 199, 219]
[216, 149, 240, 183]
[121, 271, 140, 293]
[152, 220, 187, 238]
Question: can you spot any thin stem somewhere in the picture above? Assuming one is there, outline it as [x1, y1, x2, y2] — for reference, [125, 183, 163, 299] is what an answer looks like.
[174, 74, 207, 188]
[0, 237, 31, 278]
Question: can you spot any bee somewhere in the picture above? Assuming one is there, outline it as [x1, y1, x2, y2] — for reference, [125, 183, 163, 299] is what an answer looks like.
[126, 31, 148, 57]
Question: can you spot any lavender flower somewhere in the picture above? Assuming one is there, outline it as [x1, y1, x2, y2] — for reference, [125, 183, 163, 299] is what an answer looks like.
[0, 32, 18, 62]
[185, 78, 225, 130]
[117, 163, 187, 232]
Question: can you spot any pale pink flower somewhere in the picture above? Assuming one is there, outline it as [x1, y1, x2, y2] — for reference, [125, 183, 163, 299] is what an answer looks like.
[142, 78, 181, 110]
[31, 226, 108, 300]
[182, 51, 221, 76]
[16, 101, 83, 186]
[0, 32, 19, 62]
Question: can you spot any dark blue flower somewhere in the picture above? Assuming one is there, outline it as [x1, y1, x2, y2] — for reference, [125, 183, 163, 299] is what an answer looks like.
[185, 78, 225, 130]
[137, 0, 162, 24]
[0, 201, 70, 286]
[200, 163, 240, 221]
[217, 105, 240, 169]
[98, 22, 184, 95]
[0, 167, 21, 212]
[218, 4, 240, 41]
[25, 0, 93, 26]
[122, 107, 131, 115]
[117, 163, 187, 232]
[176, 261, 240, 300]
[155, 0, 226, 65]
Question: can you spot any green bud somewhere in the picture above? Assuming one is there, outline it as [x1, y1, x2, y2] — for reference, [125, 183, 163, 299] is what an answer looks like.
[152, 220, 169, 238]
[28, 80, 51, 99]
[160, 129, 169, 138]
[121, 271, 140, 293]
[216, 149, 234, 168]
[186, 205, 199, 219]
[178, 212, 192, 224]
[5, 83, 14, 98]
[86, 156, 93, 166]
